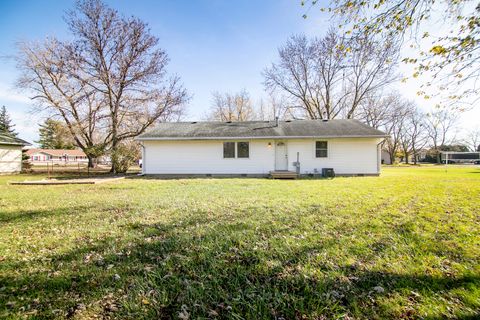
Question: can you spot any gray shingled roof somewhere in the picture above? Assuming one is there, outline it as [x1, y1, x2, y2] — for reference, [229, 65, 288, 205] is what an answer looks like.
[137, 119, 386, 140]
[0, 133, 31, 146]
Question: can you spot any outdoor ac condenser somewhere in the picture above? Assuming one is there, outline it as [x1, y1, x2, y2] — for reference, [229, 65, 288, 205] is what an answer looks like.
[322, 168, 335, 178]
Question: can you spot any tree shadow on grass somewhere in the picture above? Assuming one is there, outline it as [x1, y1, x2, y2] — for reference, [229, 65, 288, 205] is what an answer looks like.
[1, 209, 479, 319]
[0, 205, 93, 224]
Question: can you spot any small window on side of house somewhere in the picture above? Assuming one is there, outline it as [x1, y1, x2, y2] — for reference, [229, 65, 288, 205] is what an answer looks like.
[237, 142, 249, 158]
[315, 141, 328, 158]
[223, 142, 235, 158]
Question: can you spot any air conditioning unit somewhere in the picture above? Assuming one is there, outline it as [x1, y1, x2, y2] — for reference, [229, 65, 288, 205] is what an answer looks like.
[322, 168, 335, 178]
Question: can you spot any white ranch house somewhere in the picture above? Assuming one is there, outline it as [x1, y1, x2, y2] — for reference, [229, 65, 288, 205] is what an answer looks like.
[137, 119, 386, 177]
[0, 133, 30, 174]
[26, 148, 89, 165]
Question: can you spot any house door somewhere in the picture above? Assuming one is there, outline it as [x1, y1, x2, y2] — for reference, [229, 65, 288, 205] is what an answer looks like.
[275, 141, 288, 170]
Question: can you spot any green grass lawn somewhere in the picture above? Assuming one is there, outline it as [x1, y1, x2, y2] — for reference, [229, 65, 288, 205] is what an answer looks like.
[1, 167, 479, 319]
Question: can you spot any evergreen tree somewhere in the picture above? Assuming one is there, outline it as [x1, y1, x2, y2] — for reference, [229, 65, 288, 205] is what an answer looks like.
[36, 119, 76, 149]
[0, 106, 18, 136]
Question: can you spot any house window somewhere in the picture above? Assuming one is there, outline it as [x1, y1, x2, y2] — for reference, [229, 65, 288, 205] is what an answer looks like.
[223, 142, 235, 158]
[315, 141, 328, 158]
[223, 142, 250, 158]
[237, 142, 249, 158]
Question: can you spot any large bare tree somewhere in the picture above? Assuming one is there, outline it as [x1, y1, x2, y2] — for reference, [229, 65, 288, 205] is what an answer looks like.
[344, 35, 399, 118]
[17, 39, 107, 167]
[263, 29, 398, 119]
[17, 0, 188, 172]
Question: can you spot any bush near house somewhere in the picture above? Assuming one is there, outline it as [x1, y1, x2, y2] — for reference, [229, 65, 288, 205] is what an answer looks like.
[0, 167, 479, 319]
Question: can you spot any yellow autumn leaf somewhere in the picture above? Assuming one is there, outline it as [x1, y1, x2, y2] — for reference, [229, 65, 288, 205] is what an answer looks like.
[430, 45, 447, 55]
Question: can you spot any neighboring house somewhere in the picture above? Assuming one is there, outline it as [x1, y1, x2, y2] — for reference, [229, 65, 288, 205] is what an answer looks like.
[0, 133, 31, 174]
[136, 119, 386, 177]
[26, 148, 88, 165]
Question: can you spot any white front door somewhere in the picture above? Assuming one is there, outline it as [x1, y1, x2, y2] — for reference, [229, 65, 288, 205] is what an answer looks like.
[275, 141, 288, 170]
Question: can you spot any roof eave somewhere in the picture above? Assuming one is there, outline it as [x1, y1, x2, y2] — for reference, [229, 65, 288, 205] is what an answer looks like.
[136, 135, 387, 141]
[0, 141, 31, 146]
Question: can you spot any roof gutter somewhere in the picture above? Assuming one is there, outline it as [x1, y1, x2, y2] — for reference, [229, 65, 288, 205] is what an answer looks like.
[135, 135, 387, 141]
[0, 141, 31, 146]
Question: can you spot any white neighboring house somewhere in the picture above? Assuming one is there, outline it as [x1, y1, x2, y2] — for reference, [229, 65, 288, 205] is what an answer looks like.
[26, 148, 89, 165]
[136, 119, 386, 177]
[0, 133, 31, 174]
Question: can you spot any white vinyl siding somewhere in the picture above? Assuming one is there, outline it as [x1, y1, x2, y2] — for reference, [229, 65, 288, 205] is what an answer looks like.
[0, 145, 23, 173]
[286, 138, 382, 175]
[143, 140, 273, 174]
[142, 138, 382, 175]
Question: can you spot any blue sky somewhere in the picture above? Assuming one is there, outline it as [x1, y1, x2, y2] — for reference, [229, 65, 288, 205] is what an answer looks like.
[0, 0, 331, 143]
[0, 0, 477, 144]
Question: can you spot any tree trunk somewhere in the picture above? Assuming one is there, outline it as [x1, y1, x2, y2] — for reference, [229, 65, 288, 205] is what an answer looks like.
[110, 138, 119, 173]
[405, 152, 409, 164]
[87, 155, 95, 168]
[110, 112, 119, 173]
[436, 150, 441, 164]
[389, 152, 395, 165]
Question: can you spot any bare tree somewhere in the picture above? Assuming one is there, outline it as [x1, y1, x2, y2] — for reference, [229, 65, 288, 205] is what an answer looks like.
[355, 93, 399, 129]
[381, 95, 413, 164]
[17, 39, 107, 167]
[263, 29, 398, 120]
[344, 35, 399, 118]
[399, 106, 428, 164]
[425, 108, 459, 163]
[206, 90, 256, 122]
[464, 128, 480, 152]
[264, 32, 345, 119]
[257, 93, 290, 121]
[17, 0, 189, 172]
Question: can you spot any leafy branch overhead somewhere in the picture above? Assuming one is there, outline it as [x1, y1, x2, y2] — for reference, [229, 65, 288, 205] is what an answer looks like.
[303, 0, 480, 105]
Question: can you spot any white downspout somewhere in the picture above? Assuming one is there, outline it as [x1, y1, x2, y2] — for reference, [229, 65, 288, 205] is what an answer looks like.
[141, 142, 146, 175]
[377, 140, 384, 174]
